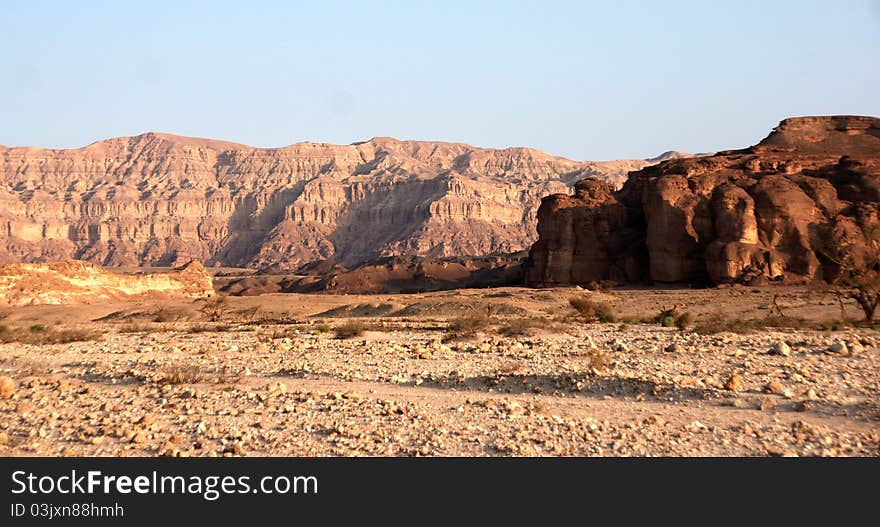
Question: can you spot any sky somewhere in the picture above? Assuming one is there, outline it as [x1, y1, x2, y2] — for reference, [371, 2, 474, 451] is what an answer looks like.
[1, 0, 878, 160]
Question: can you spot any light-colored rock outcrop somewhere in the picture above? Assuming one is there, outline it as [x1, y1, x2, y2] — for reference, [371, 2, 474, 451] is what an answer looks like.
[0, 134, 667, 268]
[0, 259, 213, 306]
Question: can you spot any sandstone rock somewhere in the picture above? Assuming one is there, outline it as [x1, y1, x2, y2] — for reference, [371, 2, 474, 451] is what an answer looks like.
[770, 342, 792, 357]
[0, 133, 669, 269]
[827, 341, 849, 355]
[0, 376, 14, 398]
[847, 341, 865, 355]
[724, 372, 743, 391]
[526, 116, 880, 286]
[764, 380, 786, 395]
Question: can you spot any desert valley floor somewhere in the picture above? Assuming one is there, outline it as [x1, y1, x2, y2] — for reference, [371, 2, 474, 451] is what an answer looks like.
[1, 286, 878, 457]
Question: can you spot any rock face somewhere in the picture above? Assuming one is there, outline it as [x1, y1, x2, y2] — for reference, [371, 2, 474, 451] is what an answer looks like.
[0, 260, 213, 306]
[0, 133, 666, 269]
[526, 116, 880, 286]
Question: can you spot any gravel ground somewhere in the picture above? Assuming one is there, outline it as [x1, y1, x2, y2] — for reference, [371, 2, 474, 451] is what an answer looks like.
[1, 294, 878, 457]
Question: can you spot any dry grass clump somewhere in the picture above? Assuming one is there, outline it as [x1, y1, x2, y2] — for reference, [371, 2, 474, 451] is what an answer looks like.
[693, 312, 821, 334]
[157, 364, 237, 385]
[569, 296, 616, 323]
[235, 305, 262, 323]
[585, 348, 609, 374]
[498, 317, 545, 336]
[442, 314, 492, 342]
[674, 311, 695, 330]
[185, 323, 232, 334]
[693, 313, 750, 334]
[117, 322, 155, 334]
[335, 320, 367, 339]
[0, 326, 103, 345]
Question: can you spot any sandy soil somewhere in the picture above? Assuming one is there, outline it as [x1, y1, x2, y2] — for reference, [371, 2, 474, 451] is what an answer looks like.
[0, 286, 878, 457]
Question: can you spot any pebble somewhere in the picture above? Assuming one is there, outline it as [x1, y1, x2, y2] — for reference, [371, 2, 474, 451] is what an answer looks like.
[0, 376, 14, 399]
[0, 300, 876, 458]
[848, 342, 864, 355]
[827, 341, 848, 355]
[724, 372, 743, 391]
[764, 380, 785, 395]
[770, 342, 791, 357]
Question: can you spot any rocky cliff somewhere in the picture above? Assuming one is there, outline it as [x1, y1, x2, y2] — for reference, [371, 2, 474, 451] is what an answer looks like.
[0, 260, 214, 306]
[526, 116, 880, 286]
[0, 133, 666, 269]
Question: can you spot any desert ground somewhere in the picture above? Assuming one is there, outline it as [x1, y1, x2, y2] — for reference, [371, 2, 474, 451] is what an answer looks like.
[0, 286, 878, 457]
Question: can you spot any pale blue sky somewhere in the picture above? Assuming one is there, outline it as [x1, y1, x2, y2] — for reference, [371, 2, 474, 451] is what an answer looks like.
[1, 0, 878, 159]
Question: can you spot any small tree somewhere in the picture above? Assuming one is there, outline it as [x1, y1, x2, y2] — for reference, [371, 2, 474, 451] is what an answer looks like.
[821, 222, 880, 323]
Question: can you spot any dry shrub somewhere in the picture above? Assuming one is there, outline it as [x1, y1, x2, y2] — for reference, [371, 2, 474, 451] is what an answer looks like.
[157, 364, 237, 385]
[674, 311, 695, 330]
[443, 314, 491, 342]
[815, 221, 880, 322]
[586, 348, 609, 373]
[235, 305, 262, 324]
[160, 365, 205, 384]
[186, 323, 231, 334]
[569, 296, 617, 323]
[498, 317, 544, 336]
[569, 296, 595, 320]
[695, 312, 818, 334]
[198, 296, 232, 322]
[693, 313, 748, 334]
[118, 323, 154, 334]
[335, 320, 367, 339]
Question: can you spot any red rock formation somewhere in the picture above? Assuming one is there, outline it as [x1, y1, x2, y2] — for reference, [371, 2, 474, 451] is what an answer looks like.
[526, 116, 880, 286]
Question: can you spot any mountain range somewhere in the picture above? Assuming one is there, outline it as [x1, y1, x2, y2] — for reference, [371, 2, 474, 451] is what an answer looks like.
[0, 133, 686, 268]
